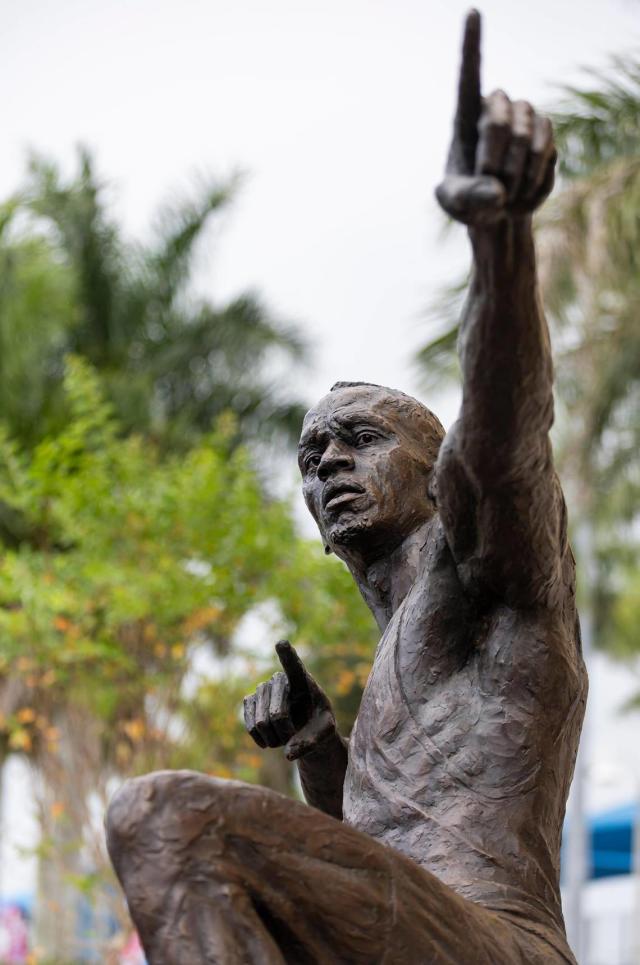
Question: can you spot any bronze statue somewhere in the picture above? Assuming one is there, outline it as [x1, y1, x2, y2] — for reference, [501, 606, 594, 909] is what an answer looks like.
[106, 11, 587, 963]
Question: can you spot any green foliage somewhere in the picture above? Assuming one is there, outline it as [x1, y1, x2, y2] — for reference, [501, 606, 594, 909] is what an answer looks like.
[0, 148, 308, 454]
[553, 57, 640, 179]
[601, 564, 640, 659]
[414, 279, 465, 392]
[0, 217, 76, 448]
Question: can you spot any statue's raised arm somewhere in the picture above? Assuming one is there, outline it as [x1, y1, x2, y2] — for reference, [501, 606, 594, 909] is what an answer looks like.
[434, 10, 565, 609]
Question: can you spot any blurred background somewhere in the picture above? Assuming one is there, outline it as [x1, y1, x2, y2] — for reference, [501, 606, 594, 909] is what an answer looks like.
[0, 0, 638, 962]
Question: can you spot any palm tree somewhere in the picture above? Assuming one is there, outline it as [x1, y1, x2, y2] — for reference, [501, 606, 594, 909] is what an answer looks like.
[539, 58, 640, 497]
[0, 201, 76, 448]
[5, 147, 308, 451]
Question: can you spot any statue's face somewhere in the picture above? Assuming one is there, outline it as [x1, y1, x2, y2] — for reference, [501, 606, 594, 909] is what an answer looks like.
[298, 386, 436, 560]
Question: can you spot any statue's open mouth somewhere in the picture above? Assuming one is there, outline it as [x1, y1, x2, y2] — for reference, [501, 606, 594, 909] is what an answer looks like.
[322, 482, 366, 511]
[325, 490, 366, 512]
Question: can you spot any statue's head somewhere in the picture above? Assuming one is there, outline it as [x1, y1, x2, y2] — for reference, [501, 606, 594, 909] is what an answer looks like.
[298, 382, 445, 565]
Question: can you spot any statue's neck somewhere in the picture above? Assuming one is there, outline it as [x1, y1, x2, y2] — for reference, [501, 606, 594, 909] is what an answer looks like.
[346, 518, 435, 633]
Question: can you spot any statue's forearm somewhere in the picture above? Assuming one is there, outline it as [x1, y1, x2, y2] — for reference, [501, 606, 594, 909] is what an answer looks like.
[297, 731, 348, 820]
[458, 216, 554, 482]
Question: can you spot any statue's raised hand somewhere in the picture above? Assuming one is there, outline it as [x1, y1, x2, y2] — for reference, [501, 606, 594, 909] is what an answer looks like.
[243, 640, 337, 761]
[436, 10, 556, 226]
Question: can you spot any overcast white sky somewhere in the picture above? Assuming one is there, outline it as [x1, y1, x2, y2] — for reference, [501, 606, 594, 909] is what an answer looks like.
[1, 0, 640, 899]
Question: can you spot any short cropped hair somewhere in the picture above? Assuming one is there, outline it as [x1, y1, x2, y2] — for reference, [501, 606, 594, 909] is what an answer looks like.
[329, 380, 445, 469]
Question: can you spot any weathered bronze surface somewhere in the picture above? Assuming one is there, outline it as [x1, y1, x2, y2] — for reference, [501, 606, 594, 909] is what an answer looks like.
[106, 11, 587, 963]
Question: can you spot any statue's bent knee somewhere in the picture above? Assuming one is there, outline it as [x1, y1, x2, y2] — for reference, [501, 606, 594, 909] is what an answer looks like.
[105, 773, 157, 853]
[106, 770, 249, 873]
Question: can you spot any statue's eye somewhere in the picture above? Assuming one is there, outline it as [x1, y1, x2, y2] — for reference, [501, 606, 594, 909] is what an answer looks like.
[356, 431, 377, 446]
[305, 452, 321, 470]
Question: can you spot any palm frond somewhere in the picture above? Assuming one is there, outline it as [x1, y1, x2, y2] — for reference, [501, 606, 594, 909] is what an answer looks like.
[143, 294, 307, 383]
[553, 54, 640, 179]
[414, 278, 466, 393]
[149, 174, 238, 308]
[24, 147, 124, 364]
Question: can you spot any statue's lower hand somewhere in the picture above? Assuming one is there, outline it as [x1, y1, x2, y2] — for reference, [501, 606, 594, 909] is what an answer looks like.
[243, 641, 337, 761]
[436, 11, 556, 227]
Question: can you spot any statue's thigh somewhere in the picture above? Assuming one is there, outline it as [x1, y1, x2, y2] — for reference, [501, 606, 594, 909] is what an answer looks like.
[106, 770, 532, 965]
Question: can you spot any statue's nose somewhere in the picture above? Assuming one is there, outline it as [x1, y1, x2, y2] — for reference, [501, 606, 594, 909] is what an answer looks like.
[317, 443, 355, 481]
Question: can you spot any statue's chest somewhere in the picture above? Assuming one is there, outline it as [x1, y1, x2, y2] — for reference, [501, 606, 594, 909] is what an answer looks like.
[352, 546, 538, 785]
[377, 531, 479, 689]
[353, 617, 536, 801]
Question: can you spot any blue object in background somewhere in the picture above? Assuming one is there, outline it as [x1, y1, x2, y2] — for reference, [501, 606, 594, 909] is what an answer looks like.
[562, 801, 638, 881]
[0, 894, 33, 918]
[590, 802, 637, 879]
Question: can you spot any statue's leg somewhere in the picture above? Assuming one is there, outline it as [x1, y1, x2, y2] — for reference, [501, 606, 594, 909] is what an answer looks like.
[106, 771, 287, 965]
[105, 770, 566, 965]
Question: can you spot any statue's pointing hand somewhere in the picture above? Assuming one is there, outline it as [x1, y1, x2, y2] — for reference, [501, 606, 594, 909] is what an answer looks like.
[243, 641, 337, 761]
[436, 9, 556, 226]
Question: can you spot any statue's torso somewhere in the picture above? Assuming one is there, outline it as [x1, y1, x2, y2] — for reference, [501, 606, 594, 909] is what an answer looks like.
[343, 518, 587, 933]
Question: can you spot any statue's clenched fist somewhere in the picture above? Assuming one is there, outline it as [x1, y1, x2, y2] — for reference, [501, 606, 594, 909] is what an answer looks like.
[436, 10, 556, 226]
[243, 641, 337, 761]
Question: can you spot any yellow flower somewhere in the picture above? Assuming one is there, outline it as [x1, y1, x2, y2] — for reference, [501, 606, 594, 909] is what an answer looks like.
[123, 718, 145, 743]
[17, 707, 36, 724]
[8, 728, 32, 752]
